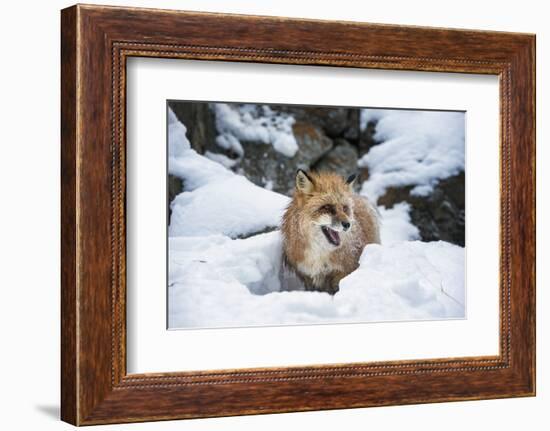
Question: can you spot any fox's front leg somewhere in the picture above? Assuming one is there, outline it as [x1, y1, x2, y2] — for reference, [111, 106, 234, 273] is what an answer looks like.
[326, 271, 346, 295]
[300, 274, 318, 292]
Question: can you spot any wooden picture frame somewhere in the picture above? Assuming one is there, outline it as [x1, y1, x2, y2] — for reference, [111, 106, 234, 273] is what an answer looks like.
[61, 4, 535, 425]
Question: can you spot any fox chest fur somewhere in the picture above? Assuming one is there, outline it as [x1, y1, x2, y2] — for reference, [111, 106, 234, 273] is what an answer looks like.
[282, 170, 380, 295]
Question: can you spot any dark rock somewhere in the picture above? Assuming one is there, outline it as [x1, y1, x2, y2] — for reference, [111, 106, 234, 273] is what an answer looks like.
[281, 106, 355, 138]
[167, 174, 183, 221]
[292, 121, 334, 164]
[313, 139, 359, 185]
[238, 121, 333, 196]
[359, 119, 380, 156]
[377, 172, 465, 246]
[237, 143, 291, 193]
[343, 109, 361, 142]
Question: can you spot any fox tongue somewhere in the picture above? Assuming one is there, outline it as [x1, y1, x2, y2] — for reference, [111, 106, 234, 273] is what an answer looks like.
[330, 229, 341, 246]
[323, 226, 341, 246]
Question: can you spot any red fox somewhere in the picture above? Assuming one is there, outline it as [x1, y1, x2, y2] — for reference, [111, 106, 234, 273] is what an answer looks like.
[281, 170, 380, 294]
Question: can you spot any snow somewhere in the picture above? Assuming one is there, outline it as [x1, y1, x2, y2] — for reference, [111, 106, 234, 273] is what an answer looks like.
[340, 241, 464, 319]
[168, 108, 191, 154]
[378, 202, 420, 245]
[213, 103, 298, 157]
[169, 175, 289, 238]
[169, 235, 464, 328]
[204, 151, 238, 168]
[215, 132, 244, 157]
[167, 109, 465, 329]
[359, 108, 387, 130]
[358, 109, 465, 201]
[168, 108, 233, 190]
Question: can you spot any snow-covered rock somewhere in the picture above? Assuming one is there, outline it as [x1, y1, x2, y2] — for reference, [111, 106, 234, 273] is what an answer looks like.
[238, 120, 333, 195]
[358, 109, 465, 201]
[214, 103, 298, 157]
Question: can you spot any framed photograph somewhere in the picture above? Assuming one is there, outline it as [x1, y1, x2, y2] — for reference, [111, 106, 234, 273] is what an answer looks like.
[61, 4, 535, 425]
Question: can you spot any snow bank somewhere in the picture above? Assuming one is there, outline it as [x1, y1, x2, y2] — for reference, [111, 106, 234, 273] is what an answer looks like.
[358, 109, 465, 201]
[339, 241, 464, 321]
[169, 175, 289, 238]
[213, 103, 298, 157]
[169, 236, 464, 328]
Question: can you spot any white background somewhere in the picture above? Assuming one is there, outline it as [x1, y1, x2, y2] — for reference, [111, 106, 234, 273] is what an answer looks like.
[0, 0, 546, 430]
[127, 59, 499, 373]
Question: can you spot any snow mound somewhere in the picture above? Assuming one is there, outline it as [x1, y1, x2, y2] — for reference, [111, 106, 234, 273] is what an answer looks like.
[339, 241, 464, 321]
[358, 109, 465, 201]
[169, 175, 290, 238]
[213, 103, 298, 157]
[169, 236, 464, 329]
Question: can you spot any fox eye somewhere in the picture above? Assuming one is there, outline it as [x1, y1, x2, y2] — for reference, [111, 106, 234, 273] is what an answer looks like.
[343, 205, 350, 214]
[321, 204, 335, 214]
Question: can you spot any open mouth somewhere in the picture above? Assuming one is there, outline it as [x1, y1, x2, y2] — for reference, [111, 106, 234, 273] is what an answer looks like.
[321, 226, 341, 246]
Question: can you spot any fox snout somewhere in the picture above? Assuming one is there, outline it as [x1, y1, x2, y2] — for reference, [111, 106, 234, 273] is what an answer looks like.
[335, 206, 352, 231]
[331, 217, 351, 232]
[324, 206, 352, 231]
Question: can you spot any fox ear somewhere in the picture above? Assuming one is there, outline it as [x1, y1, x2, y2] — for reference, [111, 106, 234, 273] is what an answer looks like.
[296, 170, 314, 194]
[346, 173, 357, 189]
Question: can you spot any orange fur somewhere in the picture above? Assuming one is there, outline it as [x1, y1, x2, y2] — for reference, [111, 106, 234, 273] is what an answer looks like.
[281, 170, 380, 294]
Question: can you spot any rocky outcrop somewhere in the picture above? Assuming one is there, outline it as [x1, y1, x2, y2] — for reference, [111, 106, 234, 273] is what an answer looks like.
[292, 121, 334, 163]
[239, 121, 333, 195]
[313, 139, 359, 187]
[343, 109, 361, 142]
[233, 106, 366, 194]
[377, 172, 465, 246]
[281, 106, 356, 138]
[168, 103, 367, 195]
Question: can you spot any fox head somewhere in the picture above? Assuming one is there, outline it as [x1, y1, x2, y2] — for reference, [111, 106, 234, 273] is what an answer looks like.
[293, 170, 357, 248]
